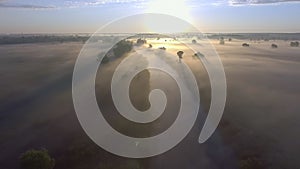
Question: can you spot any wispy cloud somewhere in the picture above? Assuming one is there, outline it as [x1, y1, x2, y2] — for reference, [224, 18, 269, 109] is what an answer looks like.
[229, 0, 300, 5]
[0, 0, 147, 9]
[0, 3, 55, 9]
[65, 0, 146, 8]
[188, 0, 300, 7]
[85, 0, 146, 5]
[0, 0, 55, 9]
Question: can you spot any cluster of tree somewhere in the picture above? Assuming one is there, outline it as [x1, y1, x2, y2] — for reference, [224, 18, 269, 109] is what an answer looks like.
[19, 149, 55, 169]
[100, 52, 110, 63]
[242, 43, 250, 47]
[207, 33, 300, 41]
[290, 41, 299, 47]
[101, 40, 133, 64]
[0, 35, 89, 44]
[113, 40, 133, 57]
[136, 38, 147, 45]
[159, 47, 166, 50]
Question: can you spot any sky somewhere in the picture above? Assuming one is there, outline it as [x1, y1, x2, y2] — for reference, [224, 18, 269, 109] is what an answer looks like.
[0, 0, 300, 33]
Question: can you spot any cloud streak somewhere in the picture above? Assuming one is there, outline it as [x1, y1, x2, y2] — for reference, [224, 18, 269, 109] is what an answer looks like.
[0, 0, 55, 9]
[65, 0, 146, 8]
[229, 0, 300, 5]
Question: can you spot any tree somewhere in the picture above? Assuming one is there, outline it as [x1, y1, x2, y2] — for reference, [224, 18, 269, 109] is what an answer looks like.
[113, 40, 133, 57]
[271, 44, 278, 48]
[20, 149, 55, 169]
[219, 37, 225, 45]
[177, 51, 184, 59]
[194, 52, 204, 58]
[136, 38, 147, 45]
[242, 43, 250, 47]
[290, 41, 299, 47]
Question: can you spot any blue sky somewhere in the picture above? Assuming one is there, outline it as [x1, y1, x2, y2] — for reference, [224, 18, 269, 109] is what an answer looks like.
[0, 0, 299, 33]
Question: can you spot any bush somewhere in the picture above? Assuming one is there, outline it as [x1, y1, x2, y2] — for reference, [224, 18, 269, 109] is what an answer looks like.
[20, 149, 55, 169]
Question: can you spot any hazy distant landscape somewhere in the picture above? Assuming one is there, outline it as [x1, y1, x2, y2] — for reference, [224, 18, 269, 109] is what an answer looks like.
[0, 33, 299, 169]
[1, 33, 300, 45]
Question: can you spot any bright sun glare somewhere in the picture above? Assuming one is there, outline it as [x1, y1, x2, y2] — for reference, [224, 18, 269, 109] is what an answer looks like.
[145, 0, 193, 33]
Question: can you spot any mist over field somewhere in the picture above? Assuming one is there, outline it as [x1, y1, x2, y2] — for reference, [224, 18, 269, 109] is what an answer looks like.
[0, 34, 299, 169]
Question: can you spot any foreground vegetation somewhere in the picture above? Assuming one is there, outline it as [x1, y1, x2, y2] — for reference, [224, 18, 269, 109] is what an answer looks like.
[20, 149, 55, 169]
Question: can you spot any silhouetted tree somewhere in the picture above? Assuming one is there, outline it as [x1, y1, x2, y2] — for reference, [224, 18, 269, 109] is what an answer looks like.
[194, 52, 204, 58]
[219, 37, 225, 45]
[136, 38, 146, 45]
[177, 51, 184, 63]
[271, 44, 278, 48]
[290, 41, 299, 47]
[242, 43, 250, 47]
[20, 149, 55, 169]
[113, 40, 133, 57]
[177, 51, 184, 59]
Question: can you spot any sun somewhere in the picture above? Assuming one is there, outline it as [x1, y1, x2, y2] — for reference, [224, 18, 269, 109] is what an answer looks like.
[146, 0, 191, 20]
[145, 0, 193, 25]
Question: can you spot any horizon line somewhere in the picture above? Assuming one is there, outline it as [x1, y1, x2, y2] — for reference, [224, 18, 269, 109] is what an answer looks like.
[1, 32, 300, 35]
